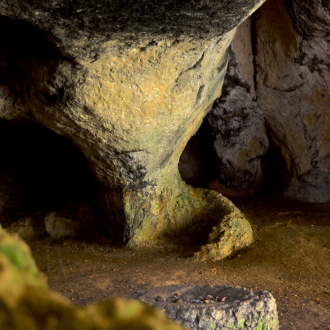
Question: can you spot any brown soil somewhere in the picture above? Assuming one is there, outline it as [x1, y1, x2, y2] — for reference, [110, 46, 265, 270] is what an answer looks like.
[29, 196, 330, 330]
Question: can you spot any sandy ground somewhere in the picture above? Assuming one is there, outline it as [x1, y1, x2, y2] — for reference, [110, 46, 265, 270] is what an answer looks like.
[29, 196, 330, 330]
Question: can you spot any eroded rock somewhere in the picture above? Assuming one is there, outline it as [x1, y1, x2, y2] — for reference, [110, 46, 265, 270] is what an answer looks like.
[0, 0, 266, 252]
[189, 0, 330, 203]
[7, 216, 46, 241]
[207, 17, 269, 195]
[132, 284, 279, 330]
[254, 0, 330, 203]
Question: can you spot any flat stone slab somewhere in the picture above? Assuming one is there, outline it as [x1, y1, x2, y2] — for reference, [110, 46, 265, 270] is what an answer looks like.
[131, 285, 279, 330]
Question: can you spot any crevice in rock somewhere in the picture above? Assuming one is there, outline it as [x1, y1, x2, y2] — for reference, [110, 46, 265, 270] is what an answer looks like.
[261, 130, 288, 196]
[178, 118, 219, 187]
[0, 119, 100, 229]
[251, 13, 258, 95]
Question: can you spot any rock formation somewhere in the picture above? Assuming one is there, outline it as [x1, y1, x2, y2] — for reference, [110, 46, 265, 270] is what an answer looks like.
[207, 17, 269, 196]
[0, 0, 266, 256]
[181, 0, 330, 203]
[255, 0, 330, 203]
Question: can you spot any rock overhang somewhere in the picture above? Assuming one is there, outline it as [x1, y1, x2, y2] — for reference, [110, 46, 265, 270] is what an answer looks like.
[0, 0, 267, 61]
[0, 0, 267, 249]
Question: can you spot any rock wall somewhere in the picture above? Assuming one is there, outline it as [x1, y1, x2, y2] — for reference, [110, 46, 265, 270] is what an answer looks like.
[0, 0, 266, 254]
[207, 17, 269, 196]
[255, 0, 330, 203]
[180, 0, 330, 203]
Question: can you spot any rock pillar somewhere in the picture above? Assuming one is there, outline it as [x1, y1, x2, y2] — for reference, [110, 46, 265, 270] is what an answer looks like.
[0, 0, 266, 255]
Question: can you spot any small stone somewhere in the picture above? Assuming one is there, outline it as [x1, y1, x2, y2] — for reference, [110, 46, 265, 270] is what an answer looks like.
[176, 293, 182, 296]
[221, 297, 226, 302]
[204, 300, 209, 304]
[155, 295, 166, 302]
[177, 299, 183, 304]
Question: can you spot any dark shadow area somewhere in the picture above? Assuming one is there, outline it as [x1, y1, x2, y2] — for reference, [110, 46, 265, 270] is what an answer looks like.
[0, 15, 73, 102]
[0, 119, 100, 221]
[179, 118, 219, 187]
[262, 131, 288, 196]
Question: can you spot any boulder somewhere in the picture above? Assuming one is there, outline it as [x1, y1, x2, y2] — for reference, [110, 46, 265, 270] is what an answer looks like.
[45, 212, 81, 239]
[0, 0, 266, 254]
[132, 284, 279, 330]
[7, 216, 46, 241]
[194, 0, 330, 203]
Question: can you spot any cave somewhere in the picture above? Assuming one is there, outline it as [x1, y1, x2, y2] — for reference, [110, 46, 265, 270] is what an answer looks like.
[0, 0, 329, 329]
[261, 132, 288, 197]
[178, 118, 219, 187]
[0, 119, 100, 229]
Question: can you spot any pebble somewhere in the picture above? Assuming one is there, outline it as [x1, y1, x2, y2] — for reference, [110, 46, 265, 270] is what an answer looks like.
[156, 295, 166, 302]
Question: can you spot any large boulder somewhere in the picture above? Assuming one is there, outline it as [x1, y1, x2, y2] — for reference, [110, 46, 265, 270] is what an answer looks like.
[207, 17, 269, 195]
[0, 0, 266, 256]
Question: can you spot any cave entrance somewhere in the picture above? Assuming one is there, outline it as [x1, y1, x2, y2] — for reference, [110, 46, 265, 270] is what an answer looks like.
[0, 119, 100, 232]
[261, 132, 288, 196]
[178, 118, 219, 187]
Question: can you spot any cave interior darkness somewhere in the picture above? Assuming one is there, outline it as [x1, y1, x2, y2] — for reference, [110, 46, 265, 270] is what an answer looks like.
[0, 119, 100, 228]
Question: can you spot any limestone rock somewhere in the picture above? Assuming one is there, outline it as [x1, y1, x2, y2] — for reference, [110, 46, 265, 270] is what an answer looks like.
[7, 216, 46, 241]
[254, 0, 330, 202]
[132, 285, 279, 330]
[194, 210, 254, 262]
[207, 17, 269, 195]
[196, 0, 330, 203]
[45, 212, 81, 239]
[0, 0, 266, 248]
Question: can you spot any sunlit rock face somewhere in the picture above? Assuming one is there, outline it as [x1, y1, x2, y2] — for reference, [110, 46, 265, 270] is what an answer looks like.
[182, 0, 330, 203]
[0, 0, 266, 251]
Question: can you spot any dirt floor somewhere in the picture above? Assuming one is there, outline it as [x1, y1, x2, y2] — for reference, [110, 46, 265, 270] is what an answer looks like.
[28, 196, 330, 330]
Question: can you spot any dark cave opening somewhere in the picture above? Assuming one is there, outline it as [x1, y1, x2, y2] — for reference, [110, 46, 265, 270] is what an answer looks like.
[262, 132, 288, 196]
[0, 119, 100, 226]
[178, 117, 219, 187]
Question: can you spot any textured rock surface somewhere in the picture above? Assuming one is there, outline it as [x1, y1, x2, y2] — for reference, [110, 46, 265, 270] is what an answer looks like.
[132, 284, 279, 330]
[194, 210, 254, 262]
[254, 0, 330, 202]
[194, 0, 330, 202]
[0, 228, 185, 330]
[207, 18, 269, 195]
[7, 216, 46, 241]
[0, 0, 266, 250]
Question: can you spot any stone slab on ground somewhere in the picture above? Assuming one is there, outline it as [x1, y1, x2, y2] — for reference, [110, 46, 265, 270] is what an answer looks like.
[131, 284, 279, 330]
